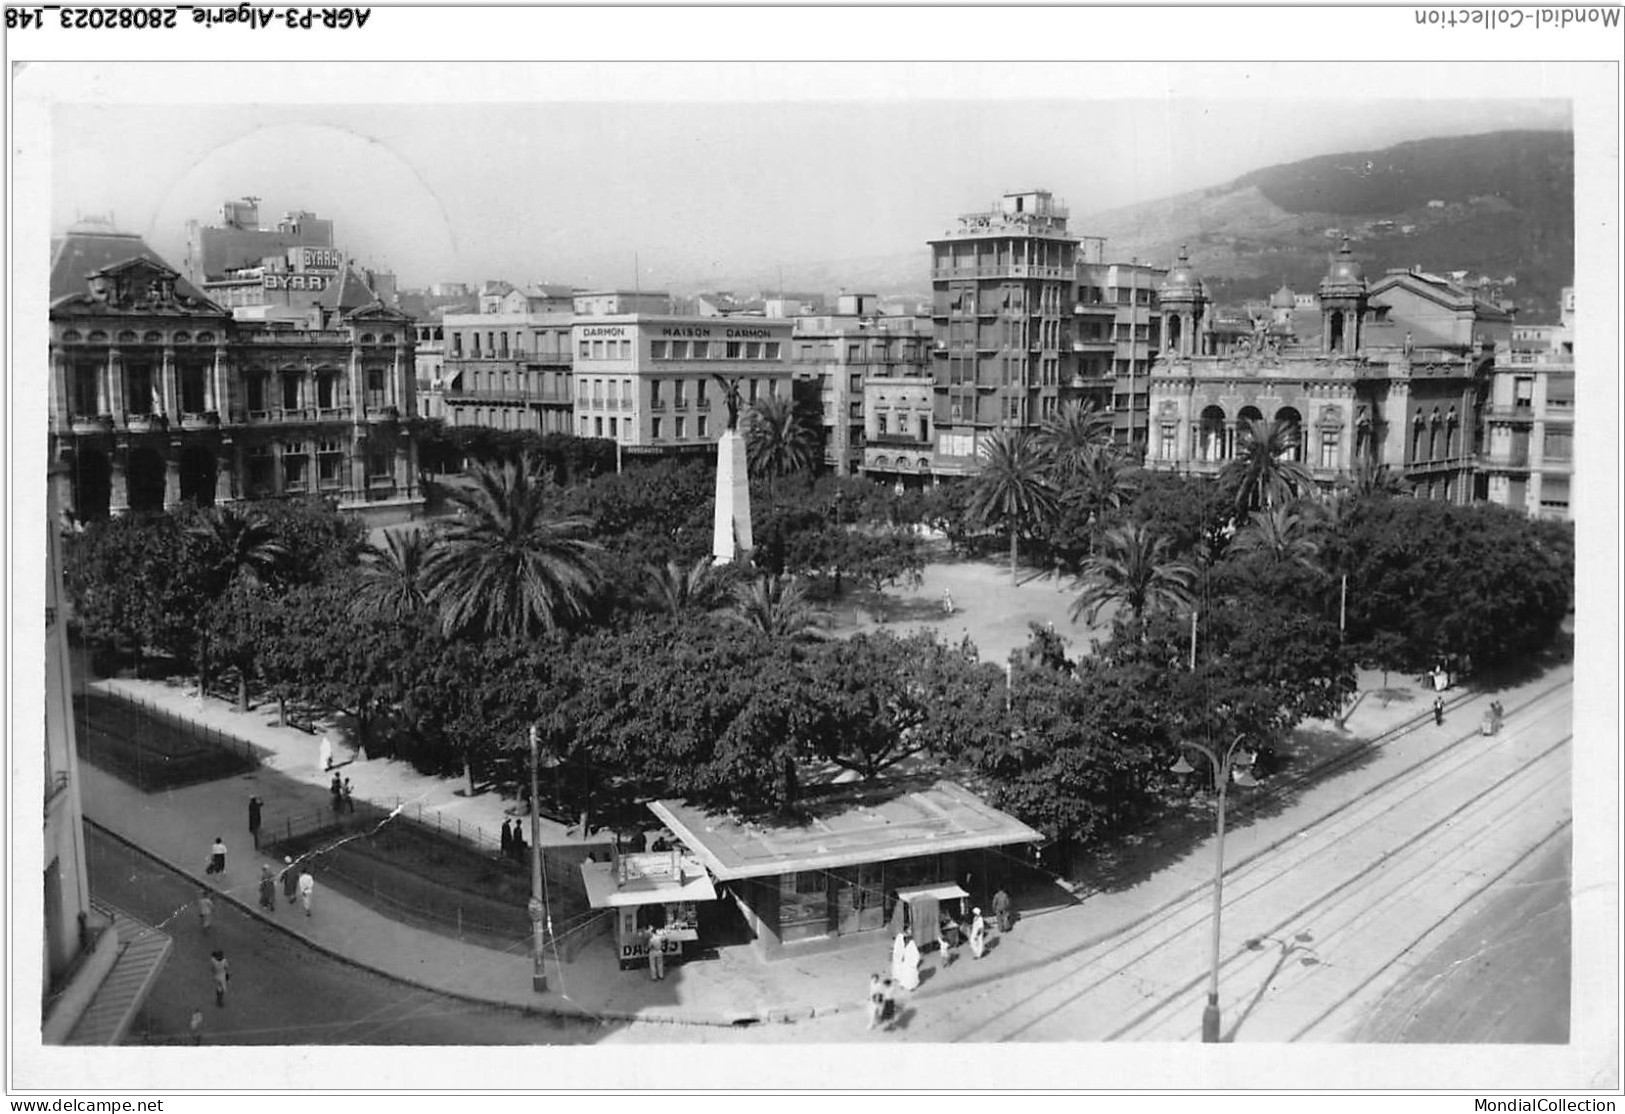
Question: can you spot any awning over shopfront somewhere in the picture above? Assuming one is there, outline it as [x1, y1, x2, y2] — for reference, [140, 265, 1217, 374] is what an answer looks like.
[893, 882, 969, 905]
[580, 854, 717, 910]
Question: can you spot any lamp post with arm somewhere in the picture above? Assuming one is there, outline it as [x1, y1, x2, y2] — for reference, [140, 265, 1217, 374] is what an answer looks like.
[527, 723, 547, 993]
[1171, 733, 1260, 1042]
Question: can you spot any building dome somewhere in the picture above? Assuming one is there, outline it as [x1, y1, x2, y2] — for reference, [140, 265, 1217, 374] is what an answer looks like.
[1322, 238, 1366, 288]
[1270, 284, 1296, 309]
[1160, 246, 1203, 299]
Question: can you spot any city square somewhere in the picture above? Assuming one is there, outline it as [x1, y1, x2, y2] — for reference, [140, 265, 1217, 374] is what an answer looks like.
[15, 48, 1616, 1099]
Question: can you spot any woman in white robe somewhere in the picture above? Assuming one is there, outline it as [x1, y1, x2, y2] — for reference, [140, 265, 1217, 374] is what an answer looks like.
[897, 933, 922, 990]
[890, 932, 908, 984]
[968, 909, 987, 959]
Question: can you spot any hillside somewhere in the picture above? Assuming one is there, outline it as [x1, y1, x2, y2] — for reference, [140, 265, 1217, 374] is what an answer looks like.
[1085, 129, 1574, 322]
[674, 130, 1574, 323]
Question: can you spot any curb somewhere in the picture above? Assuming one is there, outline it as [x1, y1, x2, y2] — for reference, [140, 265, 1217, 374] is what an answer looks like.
[84, 817, 750, 1031]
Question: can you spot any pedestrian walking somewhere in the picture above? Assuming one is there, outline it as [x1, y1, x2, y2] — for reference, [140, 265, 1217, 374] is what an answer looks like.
[330, 773, 343, 816]
[992, 887, 1014, 933]
[342, 777, 355, 814]
[317, 734, 333, 773]
[500, 819, 513, 859]
[941, 588, 955, 615]
[880, 976, 896, 1027]
[968, 908, 987, 959]
[896, 932, 921, 991]
[1491, 699, 1505, 733]
[209, 949, 230, 1007]
[189, 1009, 205, 1045]
[257, 864, 276, 912]
[298, 867, 315, 917]
[196, 889, 214, 932]
[867, 973, 885, 1031]
[207, 837, 227, 876]
[1433, 695, 1445, 726]
[646, 925, 666, 981]
[280, 856, 298, 904]
[247, 796, 263, 851]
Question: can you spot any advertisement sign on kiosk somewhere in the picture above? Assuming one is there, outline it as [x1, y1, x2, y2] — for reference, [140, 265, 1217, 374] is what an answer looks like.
[580, 844, 716, 971]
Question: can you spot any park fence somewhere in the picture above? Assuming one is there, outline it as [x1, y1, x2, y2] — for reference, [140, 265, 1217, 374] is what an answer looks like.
[74, 687, 262, 790]
[270, 796, 615, 958]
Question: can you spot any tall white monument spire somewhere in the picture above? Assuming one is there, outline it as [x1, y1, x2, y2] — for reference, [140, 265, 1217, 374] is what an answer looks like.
[711, 375, 753, 563]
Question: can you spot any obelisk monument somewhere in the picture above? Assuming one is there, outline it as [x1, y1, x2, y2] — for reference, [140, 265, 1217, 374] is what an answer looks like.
[712, 375, 753, 563]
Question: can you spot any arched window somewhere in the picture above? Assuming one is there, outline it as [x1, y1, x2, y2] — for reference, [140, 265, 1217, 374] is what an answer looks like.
[1199, 406, 1226, 463]
[1275, 407, 1304, 462]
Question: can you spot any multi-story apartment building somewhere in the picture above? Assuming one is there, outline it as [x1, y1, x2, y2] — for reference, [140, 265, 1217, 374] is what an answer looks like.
[184, 198, 333, 291]
[1076, 259, 1167, 460]
[1480, 286, 1575, 520]
[786, 293, 932, 477]
[570, 313, 795, 456]
[43, 478, 171, 1043]
[929, 190, 1078, 476]
[50, 222, 421, 524]
[1145, 242, 1514, 502]
[433, 285, 576, 434]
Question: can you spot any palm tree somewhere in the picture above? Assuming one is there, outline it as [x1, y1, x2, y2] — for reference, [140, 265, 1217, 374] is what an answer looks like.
[1347, 456, 1408, 500]
[966, 429, 1058, 586]
[729, 574, 818, 640]
[352, 527, 435, 624]
[422, 459, 604, 640]
[1221, 418, 1315, 515]
[1068, 523, 1197, 629]
[643, 554, 726, 617]
[1231, 505, 1322, 574]
[187, 504, 289, 592]
[745, 395, 820, 490]
[1038, 399, 1116, 487]
[186, 505, 289, 705]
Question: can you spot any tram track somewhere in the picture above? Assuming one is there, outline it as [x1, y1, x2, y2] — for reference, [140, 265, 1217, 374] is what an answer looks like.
[943, 681, 1572, 1043]
[1101, 732, 1570, 1041]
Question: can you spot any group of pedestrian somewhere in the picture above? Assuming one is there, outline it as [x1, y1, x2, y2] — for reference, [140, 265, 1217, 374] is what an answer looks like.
[500, 818, 530, 863]
[329, 774, 355, 816]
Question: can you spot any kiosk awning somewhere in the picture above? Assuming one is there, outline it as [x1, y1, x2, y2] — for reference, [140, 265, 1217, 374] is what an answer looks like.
[894, 883, 968, 904]
[580, 861, 717, 909]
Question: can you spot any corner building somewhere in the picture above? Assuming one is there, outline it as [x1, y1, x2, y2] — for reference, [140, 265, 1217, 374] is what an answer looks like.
[929, 190, 1077, 476]
[570, 313, 795, 456]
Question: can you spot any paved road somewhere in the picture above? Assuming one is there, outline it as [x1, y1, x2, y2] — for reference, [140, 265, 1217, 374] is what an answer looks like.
[628, 682, 1574, 1045]
[1351, 832, 1570, 1043]
[88, 828, 611, 1045]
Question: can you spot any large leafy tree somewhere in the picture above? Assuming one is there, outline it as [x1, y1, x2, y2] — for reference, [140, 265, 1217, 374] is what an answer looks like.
[423, 458, 605, 640]
[1221, 418, 1315, 516]
[1230, 504, 1322, 575]
[800, 631, 1003, 780]
[1069, 523, 1197, 630]
[745, 394, 820, 490]
[967, 428, 1058, 586]
[186, 504, 290, 593]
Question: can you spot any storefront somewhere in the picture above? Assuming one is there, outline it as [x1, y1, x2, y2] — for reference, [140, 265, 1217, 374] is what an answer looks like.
[650, 779, 1043, 961]
[580, 847, 717, 970]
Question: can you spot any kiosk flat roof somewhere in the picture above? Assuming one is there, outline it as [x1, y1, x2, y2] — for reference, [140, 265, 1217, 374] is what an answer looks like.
[648, 780, 1043, 881]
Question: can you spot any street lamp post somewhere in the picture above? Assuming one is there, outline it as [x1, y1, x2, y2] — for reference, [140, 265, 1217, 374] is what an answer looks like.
[1171, 733, 1259, 1042]
[527, 723, 547, 993]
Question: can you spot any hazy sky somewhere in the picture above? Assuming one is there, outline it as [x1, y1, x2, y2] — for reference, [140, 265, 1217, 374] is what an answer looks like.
[42, 66, 1572, 291]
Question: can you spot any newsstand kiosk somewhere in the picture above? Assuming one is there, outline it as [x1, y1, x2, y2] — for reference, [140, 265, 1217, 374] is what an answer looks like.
[581, 845, 717, 970]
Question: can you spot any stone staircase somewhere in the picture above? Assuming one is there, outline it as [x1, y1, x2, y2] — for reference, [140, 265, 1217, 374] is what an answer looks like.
[66, 899, 172, 1045]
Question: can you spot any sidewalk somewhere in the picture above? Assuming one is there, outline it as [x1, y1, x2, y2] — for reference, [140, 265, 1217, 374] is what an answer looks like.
[77, 661, 1570, 1032]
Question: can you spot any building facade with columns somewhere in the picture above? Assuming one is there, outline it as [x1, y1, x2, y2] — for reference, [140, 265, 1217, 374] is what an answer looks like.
[50, 224, 421, 524]
[1146, 241, 1512, 501]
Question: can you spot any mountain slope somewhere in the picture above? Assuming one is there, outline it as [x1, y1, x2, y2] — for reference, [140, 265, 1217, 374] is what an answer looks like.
[1086, 129, 1573, 321]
